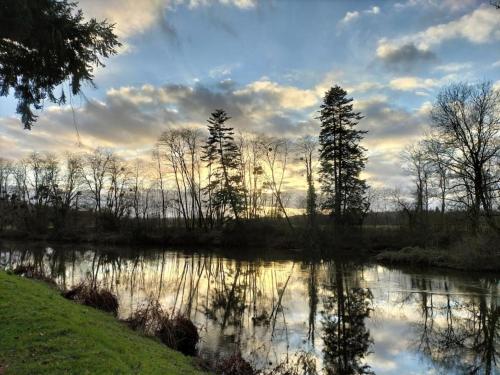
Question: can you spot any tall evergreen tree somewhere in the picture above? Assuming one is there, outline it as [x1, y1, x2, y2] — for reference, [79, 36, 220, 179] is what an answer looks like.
[318, 85, 369, 225]
[202, 109, 243, 224]
[0, 0, 120, 129]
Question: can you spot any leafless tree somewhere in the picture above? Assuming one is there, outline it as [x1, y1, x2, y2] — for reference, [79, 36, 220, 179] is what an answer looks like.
[297, 136, 318, 229]
[401, 143, 432, 215]
[431, 81, 500, 231]
[82, 148, 113, 212]
[260, 137, 294, 230]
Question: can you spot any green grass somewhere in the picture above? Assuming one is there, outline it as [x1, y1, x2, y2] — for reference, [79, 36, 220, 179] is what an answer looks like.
[0, 272, 209, 375]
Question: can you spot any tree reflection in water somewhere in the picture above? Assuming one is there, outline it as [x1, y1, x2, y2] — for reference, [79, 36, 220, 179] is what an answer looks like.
[322, 262, 374, 375]
[410, 276, 499, 375]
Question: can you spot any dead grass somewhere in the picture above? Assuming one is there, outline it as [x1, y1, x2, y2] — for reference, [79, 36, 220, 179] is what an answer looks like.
[63, 281, 119, 316]
[217, 353, 256, 375]
[126, 298, 200, 356]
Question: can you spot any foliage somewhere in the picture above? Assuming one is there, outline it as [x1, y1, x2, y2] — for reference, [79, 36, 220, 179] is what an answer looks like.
[0, 0, 120, 129]
[203, 109, 245, 224]
[318, 85, 369, 225]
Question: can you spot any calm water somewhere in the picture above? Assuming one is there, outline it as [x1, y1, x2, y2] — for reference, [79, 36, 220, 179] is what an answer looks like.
[1, 243, 498, 375]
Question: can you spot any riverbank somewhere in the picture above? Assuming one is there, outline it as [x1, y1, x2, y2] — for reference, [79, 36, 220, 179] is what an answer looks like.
[0, 272, 208, 375]
[376, 245, 500, 272]
[2, 224, 500, 272]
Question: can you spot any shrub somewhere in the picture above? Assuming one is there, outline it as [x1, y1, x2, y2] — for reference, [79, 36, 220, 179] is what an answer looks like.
[12, 264, 56, 285]
[125, 299, 165, 335]
[157, 315, 199, 356]
[63, 282, 119, 316]
[126, 299, 200, 356]
[217, 353, 256, 375]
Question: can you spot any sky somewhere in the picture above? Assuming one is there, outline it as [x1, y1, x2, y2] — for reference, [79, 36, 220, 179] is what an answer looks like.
[1, 0, 499, 189]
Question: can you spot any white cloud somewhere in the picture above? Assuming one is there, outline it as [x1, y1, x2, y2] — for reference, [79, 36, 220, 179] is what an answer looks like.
[188, 0, 256, 9]
[340, 5, 381, 25]
[208, 63, 240, 78]
[493, 60, 500, 68]
[234, 79, 318, 109]
[395, 0, 478, 12]
[378, 5, 500, 57]
[79, 0, 164, 38]
[434, 62, 472, 73]
[389, 76, 437, 91]
[366, 6, 380, 15]
[341, 11, 360, 24]
[79, 0, 256, 39]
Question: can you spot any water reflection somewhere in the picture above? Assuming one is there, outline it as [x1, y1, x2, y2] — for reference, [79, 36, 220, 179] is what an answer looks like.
[0, 243, 498, 374]
[322, 262, 373, 374]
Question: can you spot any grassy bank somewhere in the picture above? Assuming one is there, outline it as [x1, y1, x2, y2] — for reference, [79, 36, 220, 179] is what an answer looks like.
[376, 245, 500, 272]
[0, 272, 208, 375]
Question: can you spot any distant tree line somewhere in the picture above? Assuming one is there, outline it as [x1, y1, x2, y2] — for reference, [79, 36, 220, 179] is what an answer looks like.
[0, 81, 499, 241]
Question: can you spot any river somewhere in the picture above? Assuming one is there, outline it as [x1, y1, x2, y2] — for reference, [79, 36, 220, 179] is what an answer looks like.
[1, 242, 498, 374]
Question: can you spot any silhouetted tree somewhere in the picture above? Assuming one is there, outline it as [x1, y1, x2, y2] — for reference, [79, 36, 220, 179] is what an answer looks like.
[299, 136, 318, 231]
[319, 86, 369, 226]
[202, 109, 244, 224]
[431, 81, 500, 232]
[0, 0, 120, 129]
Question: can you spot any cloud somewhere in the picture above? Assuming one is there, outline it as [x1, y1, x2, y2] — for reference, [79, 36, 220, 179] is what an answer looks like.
[417, 6, 500, 47]
[234, 79, 318, 110]
[381, 5, 500, 51]
[377, 5, 499, 71]
[395, 0, 479, 13]
[340, 11, 360, 24]
[0, 78, 323, 159]
[376, 42, 436, 72]
[366, 6, 381, 15]
[389, 76, 437, 91]
[433, 62, 472, 73]
[339, 5, 381, 26]
[1, 75, 437, 191]
[354, 97, 430, 187]
[194, 0, 257, 9]
[78, 0, 257, 39]
[209, 63, 240, 78]
[79, 0, 164, 38]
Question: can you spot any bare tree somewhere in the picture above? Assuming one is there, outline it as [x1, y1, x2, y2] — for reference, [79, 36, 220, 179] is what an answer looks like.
[152, 145, 167, 220]
[431, 81, 500, 231]
[297, 136, 318, 229]
[423, 133, 450, 217]
[237, 132, 265, 219]
[0, 158, 12, 199]
[260, 137, 294, 230]
[82, 148, 113, 212]
[61, 153, 83, 210]
[401, 143, 432, 216]
[106, 156, 132, 218]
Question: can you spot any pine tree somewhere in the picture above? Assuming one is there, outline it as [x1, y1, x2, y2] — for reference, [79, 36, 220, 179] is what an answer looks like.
[318, 86, 369, 225]
[202, 109, 244, 224]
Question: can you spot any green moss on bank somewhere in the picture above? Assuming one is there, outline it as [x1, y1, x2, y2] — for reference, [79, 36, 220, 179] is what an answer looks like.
[0, 272, 208, 375]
